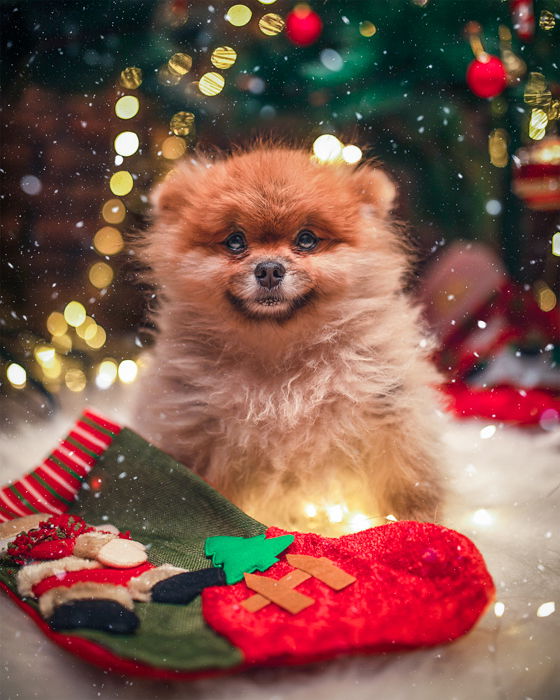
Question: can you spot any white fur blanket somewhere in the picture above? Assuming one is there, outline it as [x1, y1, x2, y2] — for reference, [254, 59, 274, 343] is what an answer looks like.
[0, 399, 558, 700]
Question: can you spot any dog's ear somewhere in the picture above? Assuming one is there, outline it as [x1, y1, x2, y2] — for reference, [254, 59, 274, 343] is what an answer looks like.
[151, 159, 211, 221]
[351, 165, 397, 219]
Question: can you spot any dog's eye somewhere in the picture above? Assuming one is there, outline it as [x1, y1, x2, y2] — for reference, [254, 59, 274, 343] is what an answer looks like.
[224, 232, 247, 253]
[295, 230, 318, 251]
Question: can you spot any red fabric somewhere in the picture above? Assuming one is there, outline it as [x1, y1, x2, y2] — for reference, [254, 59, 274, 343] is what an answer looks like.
[442, 382, 560, 426]
[0, 581, 233, 681]
[32, 563, 154, 598]
[202, 522, 494, 666]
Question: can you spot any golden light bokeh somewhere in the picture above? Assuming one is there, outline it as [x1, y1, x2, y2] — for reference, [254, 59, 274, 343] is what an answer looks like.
[110, 171, 134, 196]
[118, 359, 138, 383]
[342, 145, 363, 164]
[539, 10, 555, 31]
[553, 232, 560, 257]
[114, 131, 140, 157]
[64, 301, 86, 328]
[258, 0, 278, 4]
[96, 359, 118, 389]
[359, 21, 377, 37]
[258, 13, 285, 36]
[161, 136, 187, 159]
[101, 199, 126, 225]
[170, 111, 195, 136]
[94, 226, 124, 255]
[488, 128, 508, 168]
[89, 262, 114, 289]
[312, 134, 343, 162]
[119, 66, 143, 89]
[65, 368, 87, 392]
[42, 355, 62, 379]
[76, 316, 97, 340]
[226, 4, 252, 26]
[529, 108, 548, 140]
[34, 345, 56, 365]
[168, 52, 193, 76]
[46, 311, 68, 337]
[210, 46, 237, 70]
[7, 363, 26, 389]
[52, 334, 72, 354]
[198, 72, 225, 96]
[535, 281, 557, 312]
[85, 326, 107, 349]
[115, 95, 139, 119]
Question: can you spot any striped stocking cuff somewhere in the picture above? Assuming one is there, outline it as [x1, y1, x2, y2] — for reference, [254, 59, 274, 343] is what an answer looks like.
[0, 410, 121, 523]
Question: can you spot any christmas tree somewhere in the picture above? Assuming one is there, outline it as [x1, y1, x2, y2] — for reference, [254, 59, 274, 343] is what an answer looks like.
[205, 533, 295, 584]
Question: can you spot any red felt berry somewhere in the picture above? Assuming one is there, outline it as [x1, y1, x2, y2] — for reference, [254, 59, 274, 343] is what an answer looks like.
[28, 539, 75, 560]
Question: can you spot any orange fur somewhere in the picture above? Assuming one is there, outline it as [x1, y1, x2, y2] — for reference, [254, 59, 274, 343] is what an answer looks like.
[133, 146, 445, 532]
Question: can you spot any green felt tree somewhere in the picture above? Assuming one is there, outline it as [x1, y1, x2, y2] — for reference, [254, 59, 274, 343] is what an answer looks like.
[205, 534, 295, 584]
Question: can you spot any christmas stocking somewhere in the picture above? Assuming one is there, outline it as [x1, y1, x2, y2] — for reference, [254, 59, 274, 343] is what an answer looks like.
[0, 410, 495, 679]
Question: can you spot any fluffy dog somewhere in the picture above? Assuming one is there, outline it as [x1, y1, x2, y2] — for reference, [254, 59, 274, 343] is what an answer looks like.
[133, 145, 445, 532]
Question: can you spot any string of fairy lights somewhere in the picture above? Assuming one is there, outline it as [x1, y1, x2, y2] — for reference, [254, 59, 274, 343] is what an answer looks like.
[4, 0, 559, 400]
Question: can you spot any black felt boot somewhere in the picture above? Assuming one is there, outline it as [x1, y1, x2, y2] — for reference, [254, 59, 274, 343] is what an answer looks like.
[151, 567, 226, 604]
[48, 599, 139, 634]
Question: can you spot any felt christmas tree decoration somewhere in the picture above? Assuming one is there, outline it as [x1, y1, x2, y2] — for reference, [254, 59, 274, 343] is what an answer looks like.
[205, 534, 295, 584]
[0, 410, 495, 680]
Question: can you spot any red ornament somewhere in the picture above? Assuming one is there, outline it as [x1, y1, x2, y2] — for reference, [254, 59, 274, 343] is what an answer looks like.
[510, 0, 535, 41]
[466, 54, 507, 98]
[512, 136, 560, 210]
[286, 5, 323, 46]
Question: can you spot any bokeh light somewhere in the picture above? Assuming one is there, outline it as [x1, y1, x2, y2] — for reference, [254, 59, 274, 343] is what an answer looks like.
[115, 95, 139, 119]
[94, 226, 124, 255]
[226, 4, 252, 26]
[64, 301, 86, 328]
[89, 262, 114, 289]
[46, 311, 68, 337]
[313, 134, 343, 162]
[119, 66, 143, 89]
[101, 199, 126, 224]
[109, 171, 134, 196]
[168, 52, 193, 76]
[96, 359, 118, 389]
[161, 136, 187, 159]
[259, 13, 285, 36]
[114, 131, 139, 157]
[199, 72, 225, 96]
[65, 368, 87, 392]
[342, 145, 363, 164]
[118, 359, 138, 383]
[76, 316, 97, 340]
[85, 325, 107, 349]
[7, 363, 26, 389]
[170, 111, 195, 136]
[210, 46, 237, 70]
[359, 21, 377, 37]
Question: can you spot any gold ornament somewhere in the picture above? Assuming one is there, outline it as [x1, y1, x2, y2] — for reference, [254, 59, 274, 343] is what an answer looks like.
[211, 46, 237, 70]
[168, 53, 193, 76]
[488, 129, 508, 168]
[119, 67, 143, 89]
[170, 111, 195, 136]
[539, 10, 555, 31]
[199, 72, 225, 96]
[258, 13, 284, 36]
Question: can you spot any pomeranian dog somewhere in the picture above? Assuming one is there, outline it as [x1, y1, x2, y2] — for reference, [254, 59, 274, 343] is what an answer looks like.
[133, 145, 444, 532]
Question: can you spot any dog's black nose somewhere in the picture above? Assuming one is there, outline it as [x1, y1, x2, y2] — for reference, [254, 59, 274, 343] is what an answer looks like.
[254, 261, 286, 289]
